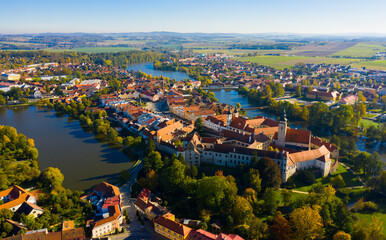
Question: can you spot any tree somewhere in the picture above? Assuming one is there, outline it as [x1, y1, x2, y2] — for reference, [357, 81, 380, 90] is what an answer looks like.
[281, 189, 294, 206]
[0, 95, 5, 105]
[290, 206, 324, 240]
[248, 217, 269, 240]
[295, 84, 302, 97]
[270, 213, 294, 240]
[143, 151, 163, 172]
[160, 159, 185, 190]
[262, 188, 279, 215]
[357, 91, 366, 102]
[330, 174, 346, 189]
[194, 117, 205, 135]
[255, 157, 281, 190]
[196, 176, 237, 214]
[236, 103, 241, 109]
[333, 231, 351, 240]
[231, 196, 253, 225]
[248, 169, 262, 193]
[42, 167, 64, 190]
[330, 135, 341, 148]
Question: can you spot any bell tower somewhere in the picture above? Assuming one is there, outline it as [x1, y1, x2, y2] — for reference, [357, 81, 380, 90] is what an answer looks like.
[277, 110, 287, 147]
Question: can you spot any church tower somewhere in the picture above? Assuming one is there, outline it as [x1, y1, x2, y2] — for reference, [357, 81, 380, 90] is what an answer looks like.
[277, 110, 287, 147]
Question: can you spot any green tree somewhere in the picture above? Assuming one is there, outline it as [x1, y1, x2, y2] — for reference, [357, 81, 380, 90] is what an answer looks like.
[333, 231, 351, 240]
[143, 151, 163, 172]
[42, 167, 64, 190]
[194, 117, 205, 135]
[330, 174, 346, 189]
[262, 188, 279, 215]
[196, 176, 237, 214]
[248, 168, 262, 193]
[255, 157, 281, 190]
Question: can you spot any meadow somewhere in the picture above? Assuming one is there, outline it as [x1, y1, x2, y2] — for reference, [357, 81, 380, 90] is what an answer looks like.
[330, 42, 386, 58]
[235, 55, 362, 69]
[352, 60, 386, 70]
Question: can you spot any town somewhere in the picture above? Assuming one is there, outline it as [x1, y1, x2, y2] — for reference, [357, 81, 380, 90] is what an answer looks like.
[0, 49, 385, 240]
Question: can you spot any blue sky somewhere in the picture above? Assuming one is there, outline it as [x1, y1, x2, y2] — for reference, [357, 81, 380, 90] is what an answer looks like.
[1, 0, 385, 34]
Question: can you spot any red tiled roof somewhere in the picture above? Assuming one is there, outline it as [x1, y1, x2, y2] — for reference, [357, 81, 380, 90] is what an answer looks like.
[154, 215, 192, 236]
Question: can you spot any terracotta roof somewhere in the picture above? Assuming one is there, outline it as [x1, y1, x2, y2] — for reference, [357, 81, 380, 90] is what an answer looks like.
[216, 233, 244, 240]
[93, 182, 120, 198]
[138, 188, 151, 201]
[188, 229, 217, 240]
[93, 205, 120, 228]
[287, 145, 330, 166]
[0, 192, 34, 211]
[62, 227, 85, 240]
[273, 128, 311, 144]
[154, 215, 192, 237]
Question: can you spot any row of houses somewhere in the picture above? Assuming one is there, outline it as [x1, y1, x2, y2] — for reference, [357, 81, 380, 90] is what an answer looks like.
[134, 188, 244, 240]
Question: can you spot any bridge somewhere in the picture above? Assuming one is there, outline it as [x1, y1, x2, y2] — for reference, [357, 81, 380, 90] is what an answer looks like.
[243, 106, 268, 110]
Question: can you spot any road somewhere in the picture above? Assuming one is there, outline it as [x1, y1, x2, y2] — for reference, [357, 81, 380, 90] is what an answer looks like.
[110, 162, 164, 240]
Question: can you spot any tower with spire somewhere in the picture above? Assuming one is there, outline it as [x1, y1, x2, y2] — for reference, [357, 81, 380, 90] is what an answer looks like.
[277, 110, 287, 147]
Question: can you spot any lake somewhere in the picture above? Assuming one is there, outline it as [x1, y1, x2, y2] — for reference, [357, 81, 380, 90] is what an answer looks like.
[127, 62, 194, 81]
[0, 106, 133, 191]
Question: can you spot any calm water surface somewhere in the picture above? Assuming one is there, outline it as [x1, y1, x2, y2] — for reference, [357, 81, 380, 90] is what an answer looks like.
[127, 62, 194, 81]
[0, 106, 133, 191]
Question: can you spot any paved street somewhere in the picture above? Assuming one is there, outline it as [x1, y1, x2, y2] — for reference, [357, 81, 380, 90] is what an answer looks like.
[111, 162, 164, 240]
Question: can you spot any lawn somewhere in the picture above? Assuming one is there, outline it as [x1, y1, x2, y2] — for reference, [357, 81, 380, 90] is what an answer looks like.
[360, 119, 379, 129]
[354, 201, 386, 235]
[292, 163, 361, 192]
[330, 42, 386, 58]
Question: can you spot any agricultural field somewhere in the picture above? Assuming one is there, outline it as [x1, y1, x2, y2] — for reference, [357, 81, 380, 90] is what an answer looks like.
[235, 55, 362, 69]
[193, 48, 286, 56]
[288, 42, 357, 57]
[330, 42, 386, 58]
[352, 60, 386, 70]
[68, 47, 139, 53]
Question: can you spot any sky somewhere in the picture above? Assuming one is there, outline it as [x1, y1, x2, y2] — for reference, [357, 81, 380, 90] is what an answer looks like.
[1, 0, 386, 34]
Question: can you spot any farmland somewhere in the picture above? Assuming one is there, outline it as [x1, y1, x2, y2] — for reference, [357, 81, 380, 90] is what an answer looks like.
[43, 47, 140, 53]
[352, 60, 386, 70]
[330, 42, 386, 58]
[288, 42, 357, 57]
[235, 55, 362, 69]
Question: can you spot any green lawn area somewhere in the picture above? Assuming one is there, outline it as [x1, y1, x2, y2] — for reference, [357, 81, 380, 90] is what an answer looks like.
[352, 60, 386, 71]
[292, 163, 361, 192]
[235, 56, 361, 69]
[330, 42, 386, 58]
[354, 201, 386, 235]
[360, 119, 379, 128]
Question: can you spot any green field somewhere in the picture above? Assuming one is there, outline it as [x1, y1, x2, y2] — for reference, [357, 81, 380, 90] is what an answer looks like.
[330, 42, 386, 58]
[352, 60, 386, 70]
[235, 56, 362, 69]
[71, 47, 139, 53]
[360, 119, 379, 129]
[293, 163, 361, 192]
[43, 47, 140, 53]
[355, 201, 386, 235]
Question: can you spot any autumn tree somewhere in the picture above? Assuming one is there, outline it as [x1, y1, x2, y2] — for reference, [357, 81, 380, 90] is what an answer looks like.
[270, 213, 294, 240]
[248, 168, 262, 193]
[290, 205, 324, 240]
[231, 196, 254, 225]
[333, 231, 351, 240]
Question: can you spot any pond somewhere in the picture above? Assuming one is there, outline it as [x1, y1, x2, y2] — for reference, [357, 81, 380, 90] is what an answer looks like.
[0, 106, 133, 191]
